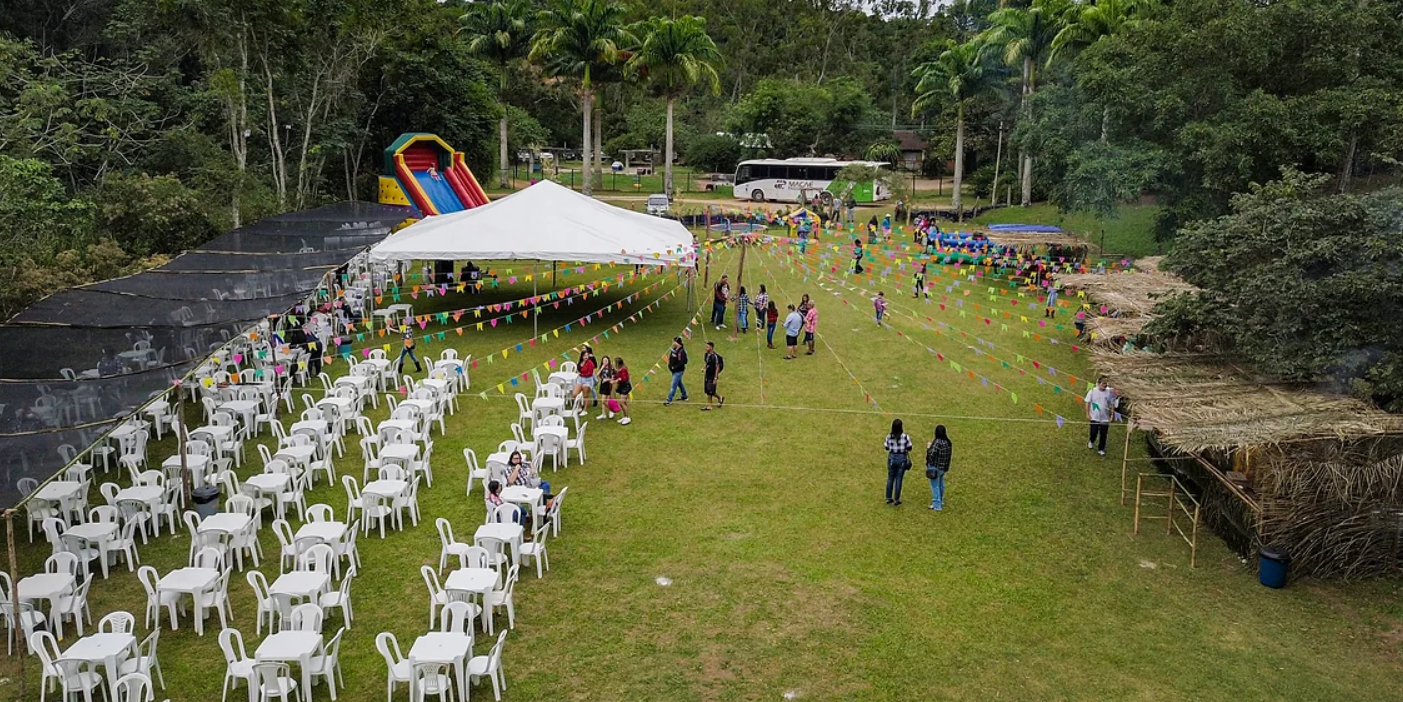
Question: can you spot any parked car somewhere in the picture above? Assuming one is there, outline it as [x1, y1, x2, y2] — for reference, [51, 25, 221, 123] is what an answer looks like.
[646, 194, 671, 216]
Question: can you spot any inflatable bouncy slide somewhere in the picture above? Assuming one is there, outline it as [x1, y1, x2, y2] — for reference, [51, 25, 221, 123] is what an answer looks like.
[377, 133, 490, 215]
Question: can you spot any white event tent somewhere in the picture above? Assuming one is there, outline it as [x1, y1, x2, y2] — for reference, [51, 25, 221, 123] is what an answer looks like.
[367, 179, 695, 266]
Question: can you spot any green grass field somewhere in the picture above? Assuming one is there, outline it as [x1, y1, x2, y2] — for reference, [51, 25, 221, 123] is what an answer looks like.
[7, 235, 1403, 702]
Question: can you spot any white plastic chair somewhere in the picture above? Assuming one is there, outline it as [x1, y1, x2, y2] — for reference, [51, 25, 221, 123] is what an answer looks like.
[467, 630, 509, 702]
[435, 518, 472, 573]
[420, 566, 450, 629]
[464, 448, 487, 497]
[250, 661, 298, 702]
[519, 517, 551, 579]
[219, 628, 255, 702]
[566, 421, 588, 465]
[307, 626, 346, 699]
[118, 630, 165, 691]
[482, 564, 519, 635]
[376, 632, 412, 702]
[410, 661, 455, 702]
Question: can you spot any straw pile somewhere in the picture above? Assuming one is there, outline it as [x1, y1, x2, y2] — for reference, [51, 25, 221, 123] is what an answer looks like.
[1092, 351, 1403, 453]
[1257, 441, 1403, 578]
[1056, 258, 1198, 317]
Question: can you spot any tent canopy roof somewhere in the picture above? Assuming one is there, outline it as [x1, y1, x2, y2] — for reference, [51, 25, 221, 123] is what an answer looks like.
[368, 180, 694, 265]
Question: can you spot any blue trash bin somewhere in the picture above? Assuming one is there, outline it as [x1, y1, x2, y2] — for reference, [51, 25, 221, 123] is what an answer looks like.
[1259, 548, 1289, 588]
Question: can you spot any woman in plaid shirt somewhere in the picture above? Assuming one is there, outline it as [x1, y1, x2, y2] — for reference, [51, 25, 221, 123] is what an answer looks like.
[883, 418, 913, 505]
[734, 286, 751, 334]
[925, 425, 953, 510]
[752, 285, 769, 332]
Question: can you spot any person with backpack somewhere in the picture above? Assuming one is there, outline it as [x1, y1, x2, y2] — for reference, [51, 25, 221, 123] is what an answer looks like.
[701, 341, 725, 411]
[883, 418, 914, 505]
[925, 425, 953, 510]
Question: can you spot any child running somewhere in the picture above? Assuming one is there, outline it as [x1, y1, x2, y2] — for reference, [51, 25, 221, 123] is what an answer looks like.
[874, 291, 888, 325]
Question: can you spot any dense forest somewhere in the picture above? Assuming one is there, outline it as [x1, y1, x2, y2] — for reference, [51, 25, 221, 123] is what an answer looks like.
[2, 0, 1401, 404]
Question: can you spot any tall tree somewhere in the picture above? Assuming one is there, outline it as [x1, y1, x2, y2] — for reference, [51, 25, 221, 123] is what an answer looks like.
[982, 0, 1067, 205]
[461, 0, 534, 189]
[627, 15, 721, 197]
[530, 0, 633, 196]
[1050, 0, 1151, 140]
[912, 40, 1002, 220]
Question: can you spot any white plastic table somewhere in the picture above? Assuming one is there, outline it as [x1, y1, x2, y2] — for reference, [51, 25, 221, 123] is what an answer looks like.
[156, 567, 220, 634]
[501, 486, 544, 519]
[360, 358, 392, 374]
[379, 419, 417, 434]
[256, 631, 323, 702]
[64, 521, 117, 579]
[400, 398, 436, 417]
[334, 375, 374, 393]
[295, 521, 346, 544]
[290, 420, 328, 436]
[474, 523, 524, 560]
[531, 397, 565, 417]
[245, 473, 289, 494]
[113, 484, 162, 506]
[317, 397, 354, 414]
[218, 399, 262, 436]
[16, 573, 74, 637]
[444, 567, 497, 597]
[198, 513, 252, 536]
[275, 444, 317, 467]
[548, 371, 579, 386]
[61, 632, 135, 692]
[363, 479, 408, 499]
[409, 632, 473, 697]
[380, 444, 419, 469]
[35, 480, 84, 503]
[161, 454, 211, 487]
[269, 571, 329, 600]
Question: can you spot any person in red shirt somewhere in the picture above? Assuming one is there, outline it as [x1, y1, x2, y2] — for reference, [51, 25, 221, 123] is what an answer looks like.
[573, 346, 597, 406]
[612, 356, 632, 425]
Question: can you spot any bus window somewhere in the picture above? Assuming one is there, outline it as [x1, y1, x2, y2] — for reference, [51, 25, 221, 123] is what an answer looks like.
[736, 164, 752, 182]
[790, 166, 810, 180]
[818, 166, 839, 180]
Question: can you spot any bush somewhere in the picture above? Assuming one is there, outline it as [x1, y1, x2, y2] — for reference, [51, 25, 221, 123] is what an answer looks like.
[684, 134, 743, 174]
[96, 173, 220, 257]
[966, 165, 1016, 202]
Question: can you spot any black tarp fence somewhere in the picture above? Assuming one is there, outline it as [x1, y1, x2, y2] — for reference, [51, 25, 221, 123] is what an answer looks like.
[0, 201, 416, 509]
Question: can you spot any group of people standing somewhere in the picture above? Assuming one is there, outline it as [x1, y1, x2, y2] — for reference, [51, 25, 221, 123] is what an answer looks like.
[710, 275, 819, 358]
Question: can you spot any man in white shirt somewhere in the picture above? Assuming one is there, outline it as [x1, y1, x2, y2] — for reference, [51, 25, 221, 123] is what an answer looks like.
[1084, 378, 1116, 456]
[782, 304, 804, 360]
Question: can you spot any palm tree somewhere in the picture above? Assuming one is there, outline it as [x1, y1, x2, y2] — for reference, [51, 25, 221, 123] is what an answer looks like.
[1050, 0, 1153, 140]
[982, 0, 1069, 206]
[912, 40, 1002, 221]
[530, 0, 633, 197]
[460, 0, 533, 189]
[627, 16, 721, 197]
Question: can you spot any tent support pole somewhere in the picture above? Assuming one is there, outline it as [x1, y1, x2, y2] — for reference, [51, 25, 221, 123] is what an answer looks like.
[533, 271, 538, 339]
[177, 382, 191, 508]
[552, 262, 557, 289]
[7, 510, 27, 697]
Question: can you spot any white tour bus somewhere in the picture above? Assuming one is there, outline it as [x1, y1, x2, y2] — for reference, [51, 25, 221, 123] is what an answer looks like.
[732, 157, 891, 204]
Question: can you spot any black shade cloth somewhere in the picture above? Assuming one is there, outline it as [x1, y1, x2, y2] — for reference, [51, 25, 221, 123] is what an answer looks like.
[0, 201, 414, 509]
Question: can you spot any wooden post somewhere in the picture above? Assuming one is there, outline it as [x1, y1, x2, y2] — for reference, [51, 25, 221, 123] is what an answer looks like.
[1132, 475, 1143, 534]
[1120, 412, 1135, 505]
[1165, 479, 1176, 536]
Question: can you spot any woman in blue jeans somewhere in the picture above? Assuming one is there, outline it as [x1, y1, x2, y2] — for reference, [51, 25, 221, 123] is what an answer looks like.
[925, 425, 953, 510]
[883, 418, 913, 505]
